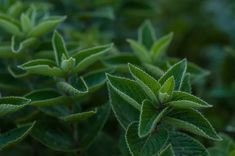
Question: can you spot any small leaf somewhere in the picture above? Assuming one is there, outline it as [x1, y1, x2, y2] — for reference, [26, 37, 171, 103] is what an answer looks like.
[19, 59, 64, 77]
[0, 122, 35, 150]
[164, 109, 222, 141]
[52, 31, 69, 66]
[139, 99, 169, 137]
[138, 20, 156, 49]
[159, 76, 175, 103]
[168, 91, 212, 108]
[125, 122, 168, 156]
[128, 63, 160, 102]
[107, 74, 148, 110]
[150, 33, 173, 62]
[20, 13, 32, 33]
[0, 97, 31, 117]
[57, 79, 88, 97]
[28, 16, 66, 37]
[143, 63, 164, 78]
[25, 89, 69, 106]
[159, 144, 175, 156]
[0, 14, 22, 36]
[159, 59, 187, 90]
[61, 109, 97, 123]
[169, 131, 210, 156]
[108, 84, 139, 129]
[127, 39, 151, 63]
[73, 44, 112, 73]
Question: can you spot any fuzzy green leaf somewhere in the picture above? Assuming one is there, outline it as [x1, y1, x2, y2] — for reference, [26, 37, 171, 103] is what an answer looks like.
[52, 31, 69, 66]
[159, 59, 187, 90]
[150, 33, 173, 62]
[139, 99, 169, 137]
[0, 14, 22, 36]
[61, 109, 97, 123]
[128, 63, 160, 102]
[0, 122, 35, 150]
[127, 39, 151, 63]
[107, 74, 148, 110]
[108, 84, 139, 129]
[164, 109, 221, 141]
[20, 13, 32, 33]
[181, 73, 191, 93]
[125, 122, 168, 156]
[11, 36, 37, 53]
[138, 20, 156, 49]
[25, 89, 69, 106]
[169, 131, 210, 156]
[0, 97, 31, 117]
[159, 76, 175, 103]
[19, 59, 64, 77]
[73, 44, 112, 73]
[168, 91, 212, 108]
[143, 63, 164, 78]
[28, 16, 66, 37]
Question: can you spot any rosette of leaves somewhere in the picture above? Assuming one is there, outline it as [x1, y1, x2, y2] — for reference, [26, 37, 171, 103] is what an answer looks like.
[107, 59, 221, 156]
[103, 20, 209, 82]
[0, 2, 66, 55]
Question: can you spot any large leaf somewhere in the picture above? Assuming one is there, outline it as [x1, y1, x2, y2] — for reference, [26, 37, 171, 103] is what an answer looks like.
[108, 84, 139, 129]
[139, 99, 169, 137]
[0, 97, 31, 117]
[30, 121, 78, 152]
[73, 44, 112, 73]
[169, 131, 210, 156]
[107, 74, 148, 110]
[128, 63, 160, 102]
[52, 31, 69, 66]
[25, 89, 69, 106]
[28, 16, 66, 37]
[180, 73, 191, 93]
[159, 59, 187, 90]
[125, 122, 168, 156]
[0, 122, 35, 150]
[138, 20, 156, 49]
[150, 33, 173, 62]
[127, 39, 151, 63]
[164, 109, 221, 141]
[168, 91, 212, 108]
[19, 59, 64, 77]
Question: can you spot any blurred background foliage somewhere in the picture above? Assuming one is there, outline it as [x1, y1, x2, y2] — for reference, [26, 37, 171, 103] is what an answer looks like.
[1, 0, 235, 155]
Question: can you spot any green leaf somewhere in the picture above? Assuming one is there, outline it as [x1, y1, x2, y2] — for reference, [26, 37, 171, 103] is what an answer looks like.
[61, 109, 97, 123]
[128, 63, 160, 102]
[0, 122, 35, 150]
[19, 59, 64, 77]
[127, 39, 151, 63]
[11, 36, 37, 53]
[138, 20, 156, 49]
[30, 121, 78, 152]
[164, 109, 221, 141]
[168, 91, 212, 108]
[159, 59, 187, 90]
[107, 74, 148, 110]
[20, 13, 32, 33]
[139, 99, 169, 137]
[0, 14, 22, 36]
[52, 31, 69, 66]
[73, 44, 112, 73]
[125, 122, 168, 156]
[25, 89, 69, 106]
[169, 131, 210, 156]
[0, 97, 31, 117]
[28, 16, 66, 37]
[159, 144, 175, 156]
[150, 33, 173, 62]
[159, 76, 175, 103]
[143, 63, 164, 78]
[57, 80, 88, 97]
[108, 84, 139, 129]
[181, 73, 191, 93]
